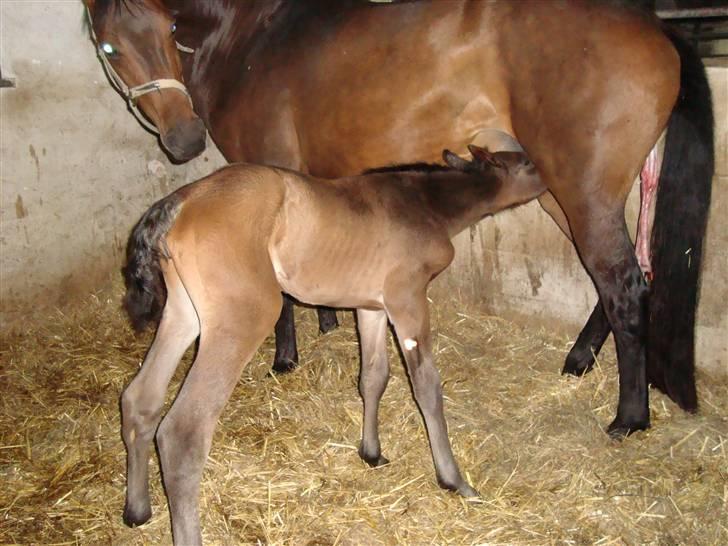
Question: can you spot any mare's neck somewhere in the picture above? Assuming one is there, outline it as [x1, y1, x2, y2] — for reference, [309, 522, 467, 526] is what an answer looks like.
[167, 0, 357, 125]
[408, 171, 504, 238]
[165, 0, 279, 123]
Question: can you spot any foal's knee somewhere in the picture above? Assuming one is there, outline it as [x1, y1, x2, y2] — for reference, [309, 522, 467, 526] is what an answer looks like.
[121, 388, 163, 445]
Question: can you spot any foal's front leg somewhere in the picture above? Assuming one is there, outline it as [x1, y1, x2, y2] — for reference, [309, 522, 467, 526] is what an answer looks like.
[385, 291, 478, 497]
[356, 308, 390, 467]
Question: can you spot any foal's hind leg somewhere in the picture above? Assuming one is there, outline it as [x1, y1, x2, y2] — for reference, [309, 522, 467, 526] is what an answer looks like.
[122, 263, 199, 527]
[384, 288, 477, 497]
[357, 308, 390, 467]
[156, 291, 282, 546]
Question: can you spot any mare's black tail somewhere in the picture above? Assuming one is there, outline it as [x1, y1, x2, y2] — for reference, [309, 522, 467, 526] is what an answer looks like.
[122, 195, 183, 333]
[648, 27, 714, 412]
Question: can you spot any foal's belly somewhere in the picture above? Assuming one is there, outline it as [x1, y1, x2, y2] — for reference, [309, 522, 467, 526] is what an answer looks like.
[268, 240, 390, 310]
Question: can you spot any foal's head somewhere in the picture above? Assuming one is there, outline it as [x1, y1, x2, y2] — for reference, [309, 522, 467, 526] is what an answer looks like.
[84, 0, 206, 162]
[443, 145, 543, 199]
[443, 145, 535, 178]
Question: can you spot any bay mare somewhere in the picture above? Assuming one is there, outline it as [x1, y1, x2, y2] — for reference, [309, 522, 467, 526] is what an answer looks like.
[83, 1, 714, 436]
[121, 147, 544, 544]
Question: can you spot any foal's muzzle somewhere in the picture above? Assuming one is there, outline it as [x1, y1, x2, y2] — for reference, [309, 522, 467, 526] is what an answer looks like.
[161, 118, 207, 162]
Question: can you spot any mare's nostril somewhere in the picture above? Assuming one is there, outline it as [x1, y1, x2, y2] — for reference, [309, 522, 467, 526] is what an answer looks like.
[161, 118, 207, 161]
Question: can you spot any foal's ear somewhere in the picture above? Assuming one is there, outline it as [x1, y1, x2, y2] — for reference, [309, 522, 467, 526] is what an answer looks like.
[468, 144, 507, 170]
[442, 149, 471, 171]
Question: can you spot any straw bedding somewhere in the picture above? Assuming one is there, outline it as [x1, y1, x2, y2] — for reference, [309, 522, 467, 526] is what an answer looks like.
[1, 284, 726, 545]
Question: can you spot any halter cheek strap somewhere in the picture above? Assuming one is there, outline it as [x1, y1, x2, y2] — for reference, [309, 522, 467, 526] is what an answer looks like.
[86, 6, 196, 134]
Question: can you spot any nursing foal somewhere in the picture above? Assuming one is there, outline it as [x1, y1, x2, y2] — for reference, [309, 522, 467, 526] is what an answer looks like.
[121, 146, 544, 544]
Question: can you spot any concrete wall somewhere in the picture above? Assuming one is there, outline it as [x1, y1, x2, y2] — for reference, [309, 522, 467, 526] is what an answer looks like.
[1, 2, 725, 376]
[0, 1, 225, 326]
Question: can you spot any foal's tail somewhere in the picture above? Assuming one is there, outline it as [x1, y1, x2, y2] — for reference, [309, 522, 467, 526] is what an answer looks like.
[648, 27, 714, 412]
[122, 194, 183, 333]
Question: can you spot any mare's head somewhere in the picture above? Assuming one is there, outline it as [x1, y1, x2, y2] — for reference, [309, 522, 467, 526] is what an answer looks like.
[84, 0, 207, 162]
[443, 144, 543, 197]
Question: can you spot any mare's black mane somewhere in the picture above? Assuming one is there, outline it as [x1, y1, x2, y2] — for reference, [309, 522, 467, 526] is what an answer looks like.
[86, 0, 148, 32]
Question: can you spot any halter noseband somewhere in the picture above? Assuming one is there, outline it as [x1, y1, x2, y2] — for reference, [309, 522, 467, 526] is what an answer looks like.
[86, 6, 196, 134]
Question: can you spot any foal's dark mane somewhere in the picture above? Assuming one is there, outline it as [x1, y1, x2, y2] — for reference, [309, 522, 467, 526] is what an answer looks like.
[363, 163, 453, 175]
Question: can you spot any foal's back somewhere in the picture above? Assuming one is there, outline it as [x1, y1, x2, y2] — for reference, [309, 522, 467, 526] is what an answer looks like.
[268, 169, 456, 309]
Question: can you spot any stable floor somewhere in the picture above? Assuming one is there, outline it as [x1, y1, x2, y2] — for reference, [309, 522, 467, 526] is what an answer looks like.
[1, 285, 726, 544]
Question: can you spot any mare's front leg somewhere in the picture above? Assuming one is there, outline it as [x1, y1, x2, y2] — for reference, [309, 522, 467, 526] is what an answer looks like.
[272, 297, 339, 373]
[272, 295, 299, 373]
[384, 288, 477, 497]
[538, 191, 612, 376]
[357, 308, 390, 467]
[317, 307, 339, 334]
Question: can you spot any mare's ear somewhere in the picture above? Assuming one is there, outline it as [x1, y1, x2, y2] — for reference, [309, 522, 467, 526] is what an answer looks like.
[442, 149, 471, 171]
[82, 0, 95, 10]
[468, 144, 507, 170]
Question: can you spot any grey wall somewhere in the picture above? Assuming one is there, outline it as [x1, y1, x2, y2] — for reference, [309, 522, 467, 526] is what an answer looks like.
[1, 2, 725, 376]
[0, 1, 225, 325]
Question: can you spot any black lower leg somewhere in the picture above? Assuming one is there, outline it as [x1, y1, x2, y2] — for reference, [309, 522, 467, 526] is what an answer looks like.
[272, 295, 299, 373]
[317, 307, 339, 334]
[604, 266, 651, 438]
[562, 300, 611, 376]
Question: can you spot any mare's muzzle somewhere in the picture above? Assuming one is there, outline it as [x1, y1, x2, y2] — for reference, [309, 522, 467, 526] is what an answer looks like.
[161, 118, 207, 162]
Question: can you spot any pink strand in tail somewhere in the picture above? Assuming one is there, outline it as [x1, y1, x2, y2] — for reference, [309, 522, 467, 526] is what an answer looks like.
[636, 146, 661, 283]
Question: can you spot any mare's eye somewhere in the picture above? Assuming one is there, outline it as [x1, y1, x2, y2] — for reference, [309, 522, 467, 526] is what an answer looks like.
[100, 42, 118, 57]
[171, 22, 177, 33]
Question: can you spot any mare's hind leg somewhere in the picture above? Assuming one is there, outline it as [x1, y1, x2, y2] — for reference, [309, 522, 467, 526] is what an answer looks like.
[157, 290, 282, 546]
[357, 308, 390, 467]
[384, 288, 477, 497]
[538, 191, 612, 376]
[563, 302, 611, 376]
[122, 262, 199, 527]
[559, 197, 650, 437]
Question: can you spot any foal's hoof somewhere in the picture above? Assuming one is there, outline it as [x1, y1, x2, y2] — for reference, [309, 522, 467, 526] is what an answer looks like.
[359, 446, 389, 467]
[123, 503, 152, 527]
[606, 417, 650, 440]
[271, 358, 298, 374]
[437, 477, 479, 498]
[562, 348, 595, 377]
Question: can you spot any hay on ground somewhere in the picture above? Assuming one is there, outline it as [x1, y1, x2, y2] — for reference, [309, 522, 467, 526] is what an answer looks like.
[1, 284, 726, 545]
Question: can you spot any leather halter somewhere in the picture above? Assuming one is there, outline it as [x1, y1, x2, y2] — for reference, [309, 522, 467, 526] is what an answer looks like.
[86, 7, 195, 134]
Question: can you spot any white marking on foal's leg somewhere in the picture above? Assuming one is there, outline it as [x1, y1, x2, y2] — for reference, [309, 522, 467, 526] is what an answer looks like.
[403, 338, 418, 351]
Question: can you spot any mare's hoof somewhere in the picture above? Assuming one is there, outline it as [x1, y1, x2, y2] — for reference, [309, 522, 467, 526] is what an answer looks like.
[437, 477, 479, 498]
[562, 349, 595, 376]
[607, 417, 650, 439]
[318, 309, 339, 334]
[359, 446, 389, 467]
[123, 503, 152, 527]
[271, 358, 298, 374]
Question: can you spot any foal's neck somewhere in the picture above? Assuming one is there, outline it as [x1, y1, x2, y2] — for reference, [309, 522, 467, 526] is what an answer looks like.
[412, 171, 505, 237]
